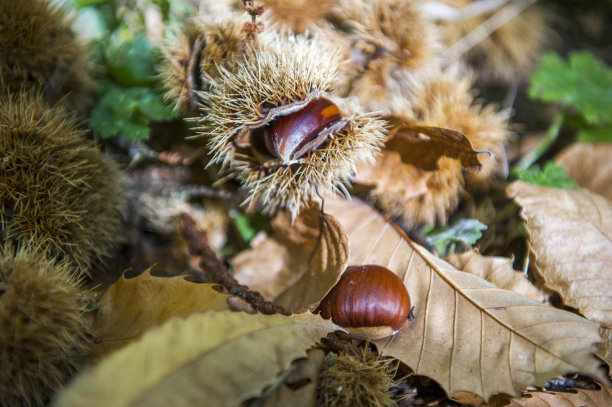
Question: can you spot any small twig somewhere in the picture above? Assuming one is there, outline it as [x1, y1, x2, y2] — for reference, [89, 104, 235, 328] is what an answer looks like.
[441, 0, 538, 62]
[311, 181, 325, 217]
[242, 0, 264, 44]
[515, 108, 566, 170]
[180, 213, 290, 315]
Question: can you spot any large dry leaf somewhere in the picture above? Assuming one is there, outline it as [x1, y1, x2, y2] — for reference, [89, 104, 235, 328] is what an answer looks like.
[325, 197, 603, 401]
[262, 349, 325, 407]
[446, 250, 547, 303]
[385, 123, 494, 171]
[231, 205, 349, 312]
[501, 386, 612, 407]
[507, 181, 612, 327]
[597, 327, 612, 372]
[54, 312, 337, 407]
[556, 143, 612, 201]
[90, 269, 231, 357]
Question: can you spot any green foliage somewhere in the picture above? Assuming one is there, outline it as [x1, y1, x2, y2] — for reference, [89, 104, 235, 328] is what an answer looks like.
[512, 162, 578, 189]
[90, 80, 174, 140]
[424, 219, 487, 257]
[73, 0, 178, 140]
[233, 212, 269, 244]
[577, 122, 612, 143]
[529, 51, 612, 142]
[106, 34, 158, 87]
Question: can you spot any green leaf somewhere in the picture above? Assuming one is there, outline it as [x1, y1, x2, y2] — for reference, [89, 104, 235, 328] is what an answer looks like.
[72, 0, 111, 8]
[424, 219, 487, 257]
[106, 34, 158, 87]
[529, 51, 612, 125]
[234, 212, 269, 243]
[139, 93, 176, 121]
[577, 122, 612, 143]
[89, 81, 174, 140]
[512, 162, 578, 189]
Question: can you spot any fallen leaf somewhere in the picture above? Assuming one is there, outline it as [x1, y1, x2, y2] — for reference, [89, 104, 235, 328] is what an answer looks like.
[231, 237, 291, 300]
[232, 205, 349, 312]
[54, 312, 338, 407]
[597, 327, 612, 373]
[325, 197, 603, 401]
[507, 181, 612, 327]
[385, 122, 494, 171]
[555, 143, 612, 201]
[262, 349, 325, 407]
[89, 268, 231, 358]
[446, 250, 547, 303]
[500, 386, 612, 407]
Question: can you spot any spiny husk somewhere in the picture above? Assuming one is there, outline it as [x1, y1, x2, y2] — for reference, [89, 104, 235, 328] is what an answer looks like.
[332, 0, 440, 111]
[361, 66, 509, 226]
[197, 34, 386, 217]
[0, 0, 95, 114]
[0, 243, 89, 407]
[317, 351, 398, 407]
[372, 155, 464, 227]
[262, 0, 336, 34]
[438, 0, 550, 82]
[159, 15, 248, 115]
[0, 90, 124, 272]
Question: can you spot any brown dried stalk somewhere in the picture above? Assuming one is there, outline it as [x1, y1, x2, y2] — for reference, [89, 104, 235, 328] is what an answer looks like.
[242, 0, 264, 44]
[180, 213, 290, 315]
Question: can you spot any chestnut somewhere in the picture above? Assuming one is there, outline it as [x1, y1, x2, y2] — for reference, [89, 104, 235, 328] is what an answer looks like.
[317, 265, 411, 340]
[264, 97, 342, 162]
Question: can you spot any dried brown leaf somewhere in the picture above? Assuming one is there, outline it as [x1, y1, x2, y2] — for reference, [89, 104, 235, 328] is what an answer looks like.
[89, 269, 231, 358]
[232, 205, 349, 312]
[325, 197, 603, 401]
[507, 181, 612, 327]
[54, 312, 338, 407]
[556, 143, 612, 201]
[501, 386, 612, 407]
[597, 327, 612, 373]
[231, 237, 292, 300]
[386, 123, 494, 171]
[446, 250, 547, 303]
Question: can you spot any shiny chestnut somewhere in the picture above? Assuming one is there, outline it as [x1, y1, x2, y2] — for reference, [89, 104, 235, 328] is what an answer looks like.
[265, 97, 342, 162]
[317, 265, 411, 339]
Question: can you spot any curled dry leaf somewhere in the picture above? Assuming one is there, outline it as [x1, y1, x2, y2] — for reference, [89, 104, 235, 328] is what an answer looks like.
[556, 143, 612, 201]
[354, 123, 493, 195]
[353, 121, 498, 227]
[386, 123, 495, 171]
[89, 268, 231, 358]
[446, 250, 547, 303]
[54, 312, 338, 407]
[507, 181, 612, 327]
[325, 197, 603, 401]
[231, 205, 349, 312]
[501, 386, 612, 407]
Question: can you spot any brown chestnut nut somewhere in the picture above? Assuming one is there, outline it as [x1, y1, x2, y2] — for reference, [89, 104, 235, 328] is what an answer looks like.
[317, 265, 411, 340]
[265, 97, 342, 162]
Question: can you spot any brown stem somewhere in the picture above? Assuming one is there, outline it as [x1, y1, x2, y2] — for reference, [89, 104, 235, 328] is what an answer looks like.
[180, 213, 290, 315]
[242, 0, 264, 44]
